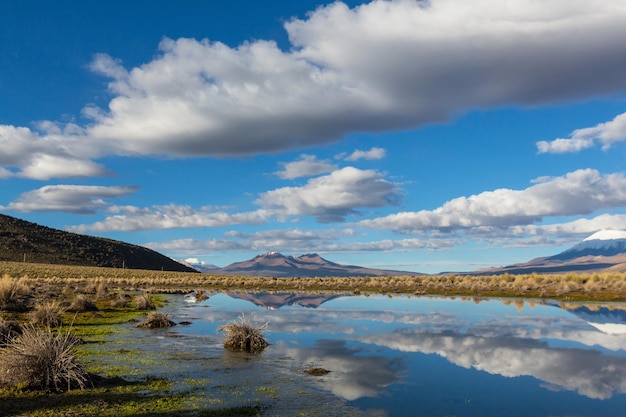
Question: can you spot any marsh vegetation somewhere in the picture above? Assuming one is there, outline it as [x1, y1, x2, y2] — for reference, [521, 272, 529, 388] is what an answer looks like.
[218, 314, 269, 354]
[2, 260, 626, 415]
[2, 261, 626, 301]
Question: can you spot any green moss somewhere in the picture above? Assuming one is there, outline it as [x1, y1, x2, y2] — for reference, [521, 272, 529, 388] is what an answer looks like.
[0, 381, 264, 416]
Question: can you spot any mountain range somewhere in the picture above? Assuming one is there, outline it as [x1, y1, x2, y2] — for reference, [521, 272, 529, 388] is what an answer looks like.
[470, 230, 626, 275]
[208, 251, 419, 277]
[3, 212, 626, 276]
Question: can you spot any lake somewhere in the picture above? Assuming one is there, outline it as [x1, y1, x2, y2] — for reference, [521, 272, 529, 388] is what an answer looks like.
[98, 292, 626, 416]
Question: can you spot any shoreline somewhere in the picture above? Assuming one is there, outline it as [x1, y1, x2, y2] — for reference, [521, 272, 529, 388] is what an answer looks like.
[2, 260, 625, 302]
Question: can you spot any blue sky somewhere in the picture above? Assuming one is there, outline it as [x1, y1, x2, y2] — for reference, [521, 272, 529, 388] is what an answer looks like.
[2, 0, 626, 273]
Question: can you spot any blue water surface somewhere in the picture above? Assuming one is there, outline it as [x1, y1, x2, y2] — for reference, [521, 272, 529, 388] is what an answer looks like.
[162, 292, 626, 416]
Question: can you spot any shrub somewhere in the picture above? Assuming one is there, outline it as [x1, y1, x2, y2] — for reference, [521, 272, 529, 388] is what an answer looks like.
[95, 280, 109, 300]
[218, 314, 269, 354]
[0, 324, 90, 392]
[0, 275, 31, 311]
[30, 300, 64, 327]
[133, 293, 155, 310]
[110, 293, 130, 308]
[137, 312, 176, 329]
[69, 295, 98, 312]
[0, 316, 22, 345]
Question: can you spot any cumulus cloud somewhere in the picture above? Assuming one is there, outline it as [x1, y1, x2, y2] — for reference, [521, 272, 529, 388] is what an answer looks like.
[145, 226, 456, 255]
[3, 0, 626, 179]
[0, 125, 108, 180]
[359, 169, 626, 233]
[145, 238, 244, 254]
[0, 185, 137, 214]
[343, 147, 386, 161]
[69, 166, 398, 231]
[274, 154, 337, 179]
[256, 166, 400, 222]
[68, 204, 271, 233]
[537, 111, 626, 153]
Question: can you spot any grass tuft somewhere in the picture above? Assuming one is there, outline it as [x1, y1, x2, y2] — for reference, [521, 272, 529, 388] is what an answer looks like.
[218, 313, 269, 354]
[136, 311, 176, 329]
[110, 293, 130, 308]
[0, 274, 31, 311]
[30, 300, 65, 327]
[133, 293, 156, 310]
[0, 324, 90, 392]
[0, 316, 22, 345]
[70, 294, 98, 312]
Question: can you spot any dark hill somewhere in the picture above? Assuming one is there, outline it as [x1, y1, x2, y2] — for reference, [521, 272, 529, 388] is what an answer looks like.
[0, 213, 196, 272]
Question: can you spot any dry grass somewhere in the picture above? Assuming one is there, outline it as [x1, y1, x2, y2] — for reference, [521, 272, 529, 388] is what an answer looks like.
[3, 261, 626, 301]
[218, 314, 269, 354]
[110, 293, 130, 308]
[0, 324, 90, 392]
[133, 293, 156, 310]
[95, 279, 109, 300]
[29, 300, 64, 327]
[0, 316, 22, 345]
[0, 274, 31, 311]
[137, 311, 176, 329]
[69, 294, 98, 312]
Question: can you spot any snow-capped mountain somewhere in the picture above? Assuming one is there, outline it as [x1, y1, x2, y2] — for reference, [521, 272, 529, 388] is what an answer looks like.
[548, 230, 626, 261]
[178, 257, 220, 273]
[470, 230, 626, 275]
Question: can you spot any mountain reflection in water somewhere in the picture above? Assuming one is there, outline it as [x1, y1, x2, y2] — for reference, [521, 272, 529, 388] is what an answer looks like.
[170, 293, 626, 416]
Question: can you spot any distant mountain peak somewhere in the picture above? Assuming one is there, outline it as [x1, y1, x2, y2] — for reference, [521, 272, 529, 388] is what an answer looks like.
[215, 251, 420, 277]
[179, 258, 219, 273]
[583, 229, 626, 241]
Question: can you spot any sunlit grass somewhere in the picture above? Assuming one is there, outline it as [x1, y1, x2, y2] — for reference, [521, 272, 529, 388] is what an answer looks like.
[2, 260, 626, 301]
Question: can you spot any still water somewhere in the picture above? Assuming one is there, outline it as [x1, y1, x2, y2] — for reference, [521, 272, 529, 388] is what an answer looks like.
[115, 292, 626, 416]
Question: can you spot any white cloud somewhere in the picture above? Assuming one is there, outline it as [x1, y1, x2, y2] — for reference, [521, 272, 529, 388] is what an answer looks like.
[68, 166, 403, 231]
[0, 125, 107, 180]
[274, 154, 337, 179]
[146, 238, 243, 254]
[256, 166, 400, 222]
[507, 214, 626, 240]
[68, 204, 271, 233]
[359, 169, 626, 233]
[1, 185, 137, 214]
[537, 111, 626, 153]
[343, 147, 386, 161]
[4, 0, 626, 178]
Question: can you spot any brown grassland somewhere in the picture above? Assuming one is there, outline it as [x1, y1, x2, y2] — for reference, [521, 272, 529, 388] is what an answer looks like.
[1, 260, 625, 301]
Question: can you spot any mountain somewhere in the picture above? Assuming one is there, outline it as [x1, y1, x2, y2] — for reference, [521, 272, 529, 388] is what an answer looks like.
[226, 292, 346, 309]
[213, 251, 420, 277]
[549, 230, 626, 260]
[178, 257, 220, 273]
[470, 230, 626, 275]
[0, 213, 197, 272]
